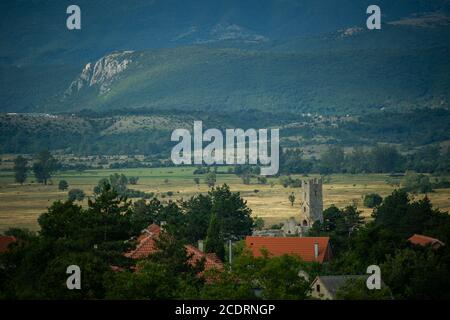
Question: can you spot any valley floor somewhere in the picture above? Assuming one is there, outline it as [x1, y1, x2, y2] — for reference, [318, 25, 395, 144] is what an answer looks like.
[0, 167, 449, 233]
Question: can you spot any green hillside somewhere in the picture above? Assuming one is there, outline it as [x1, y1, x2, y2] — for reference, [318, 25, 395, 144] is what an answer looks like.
[50, 24, 450, 115]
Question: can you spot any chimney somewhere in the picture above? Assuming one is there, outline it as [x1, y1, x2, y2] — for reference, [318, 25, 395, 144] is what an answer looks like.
[198, 240, 204, 252]
[314, 242, 319, 260]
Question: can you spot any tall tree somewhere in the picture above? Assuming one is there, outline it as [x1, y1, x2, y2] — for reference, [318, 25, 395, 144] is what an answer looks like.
[182, 194, 212, 244]
[58, 180, 69, 191]
[288, 193, 296, 206]
[370, 145, 403, 173]
[205, 172, 217, 188]
[210, 184, 253, 241]
[32, 150, 57, 185]
[320, 146, 345, 174]
[205, 212, 225, 260]
[13, 155, 28, 184]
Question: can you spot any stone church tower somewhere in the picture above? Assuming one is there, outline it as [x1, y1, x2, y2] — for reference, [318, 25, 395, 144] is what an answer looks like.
[299, 178, 323, 227]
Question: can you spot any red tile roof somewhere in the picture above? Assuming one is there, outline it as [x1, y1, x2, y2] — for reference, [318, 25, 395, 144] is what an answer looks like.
[245, 236, 333, 263]
[125, 224, 223, 271]
[408, 234, 445, 249]
[0, 236, 16, 253]
[185, 245, 223, 271]
[124, 224, 160, 259]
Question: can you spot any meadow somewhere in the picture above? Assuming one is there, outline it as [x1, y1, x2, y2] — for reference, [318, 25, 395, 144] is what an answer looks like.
[1, 167, 450, 233]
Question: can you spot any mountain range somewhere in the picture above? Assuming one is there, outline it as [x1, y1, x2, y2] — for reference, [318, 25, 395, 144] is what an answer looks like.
[1, 0, 450, 114]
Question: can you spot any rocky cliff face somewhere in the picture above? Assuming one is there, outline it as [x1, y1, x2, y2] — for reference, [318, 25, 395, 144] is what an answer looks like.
[65, 51, 134, 97]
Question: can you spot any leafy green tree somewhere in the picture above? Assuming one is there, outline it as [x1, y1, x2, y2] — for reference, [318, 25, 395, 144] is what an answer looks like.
[205, 172, 217, 188]
[128, 176, 139, 185]
[241, 174, 251, 185]
[344, 146, 369, 174]
[129, 198, 159, 231]
[363, 193, 383, 208]
[254, 217, 265, 231]
[401, 171, 433, 193]
[288, 193, 296, 206]
[205, 212, 225, 260]
[104, 263, 178, 299]
[182, 194, 212, 244]
[373, 190, 439, 239]
[58, 180, 69, 191]
[68, 188, 85, 202]
[32, 150, 58, 185]
[38, 200, 85, 239]
[311, 205, 363, 254]
[279, 149, 312, 175]
[201, 251, 314, 300]
[335, 278, 392, 300]
[39, 252, 108, 299]
[87, 182, 134, 242]
[381, 248, 450, 299]
[109, 173, 128, 194]
[254, 254, 312, 299]
[13, 156, 28, 184]
[209, 185, 253, 241]
[320, 146, 345, 174]
[200, 269, 255, 299]
[194, 177, 200, 187]
[370, 145, 403, 173]
[257, 176, 268, 185]
[331, 222, 401, 274]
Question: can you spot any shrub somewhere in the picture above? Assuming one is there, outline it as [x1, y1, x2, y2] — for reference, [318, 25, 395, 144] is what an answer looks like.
[58, 180, 69, 191]
[68, 188, 85, 202]
[363, 193, 383, 208]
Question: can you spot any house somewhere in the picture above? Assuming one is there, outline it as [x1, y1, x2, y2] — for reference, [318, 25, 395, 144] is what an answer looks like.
[408, 234, 445, 249]
[184, 244, 223, 271]
[0, 236, 16, 253]
[245, 236, 333, 263]
[125, 224, 223, 271]
[124, 224, 161, 259]
[310, 275, 388, 300]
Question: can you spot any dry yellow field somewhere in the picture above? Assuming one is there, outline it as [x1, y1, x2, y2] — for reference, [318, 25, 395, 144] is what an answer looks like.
[1, 167, 449, 233]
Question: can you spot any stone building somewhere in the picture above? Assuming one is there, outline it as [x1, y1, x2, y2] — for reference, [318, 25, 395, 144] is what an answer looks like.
[255, 178, 324, 238]
[282, 217, 302, 236]
[299, 178, 323, 227]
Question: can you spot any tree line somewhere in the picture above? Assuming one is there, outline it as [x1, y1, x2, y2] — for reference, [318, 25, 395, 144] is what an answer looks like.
[13, 150, 58, 185]
[280, 145, 450, 175]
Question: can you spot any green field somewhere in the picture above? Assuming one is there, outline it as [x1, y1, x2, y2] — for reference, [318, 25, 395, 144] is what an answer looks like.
[1, 167, 450, 233]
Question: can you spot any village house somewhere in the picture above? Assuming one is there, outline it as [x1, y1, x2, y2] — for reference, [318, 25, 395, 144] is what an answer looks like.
[245, 236, 333, 263]
[408, 234, 445, 250]
[310, 275, 389, 300]
[124, 224, 223, 271]
[310, 275, 365, 300]
[0, 235, 16, 254]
